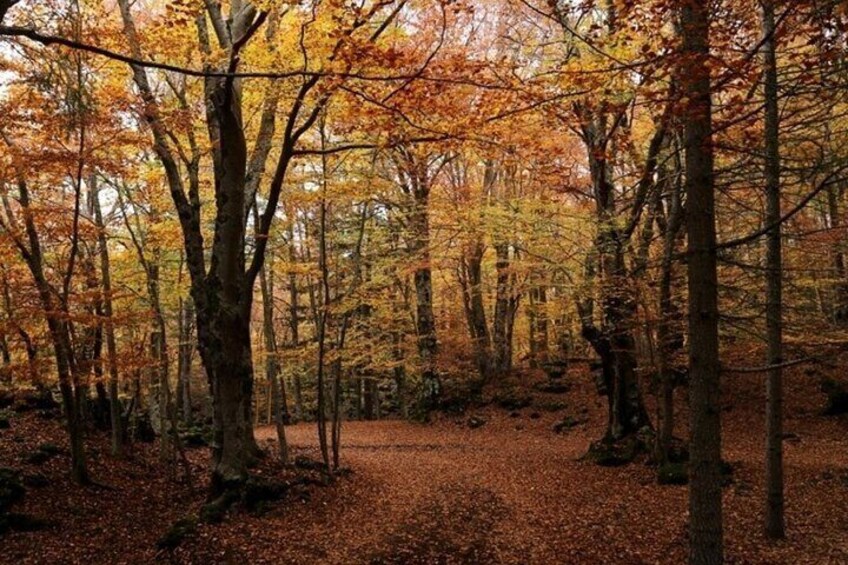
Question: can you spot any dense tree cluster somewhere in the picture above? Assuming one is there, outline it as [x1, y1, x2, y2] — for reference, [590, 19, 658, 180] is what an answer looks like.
[2, 1, 848, 561]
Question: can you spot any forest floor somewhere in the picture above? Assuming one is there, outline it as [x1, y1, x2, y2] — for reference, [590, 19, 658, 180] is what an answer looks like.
[2, 359, 848, 564]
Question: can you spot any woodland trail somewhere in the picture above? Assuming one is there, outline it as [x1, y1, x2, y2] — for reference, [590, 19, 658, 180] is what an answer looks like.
[246, 372, 848, 565]
[3, 371, 847, 564]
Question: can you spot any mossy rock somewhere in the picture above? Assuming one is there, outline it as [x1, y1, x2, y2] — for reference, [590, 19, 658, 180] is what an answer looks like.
[199, 490, 239, 524]
[157, 517, 197, 550]
[657, 462, 689, 485]
[538, 401, 567, 413]
[25, 443, 62, 465]
[552, 416, 583, 434]
[585, 437, 642, 467]
[493, 389, 532, 411]
[534, 381, 571, 394]
[242, 478, 287, 512]
[23, 473, 49, 488]
[37, 443, 62, 456]
[0, 468, 24, 514]
[180, 427, 210, 448]
[293, 455, 326, 472]
[4, 512, 49, 532]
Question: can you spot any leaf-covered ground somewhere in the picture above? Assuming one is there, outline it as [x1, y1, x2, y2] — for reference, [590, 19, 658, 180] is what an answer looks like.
[2, 364, 848, 564]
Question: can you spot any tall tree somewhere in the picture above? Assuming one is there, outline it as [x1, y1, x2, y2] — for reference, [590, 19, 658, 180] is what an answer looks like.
[680, 1, 723, 563]
[761, 0, 785, 540]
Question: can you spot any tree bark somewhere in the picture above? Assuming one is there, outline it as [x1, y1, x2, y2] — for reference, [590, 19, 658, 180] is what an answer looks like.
[92, 179, 123, 456]
[681, 1, 723, 562]
[459, 238, 492, 383]
[259, 249, 288, 463]
[762, 0, 785, 540]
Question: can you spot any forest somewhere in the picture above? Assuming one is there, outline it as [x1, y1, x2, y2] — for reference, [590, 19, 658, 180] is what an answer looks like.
[0, 0, 847, 563]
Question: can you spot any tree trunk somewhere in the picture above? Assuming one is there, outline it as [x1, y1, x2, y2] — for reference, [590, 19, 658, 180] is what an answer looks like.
[410, 192, 440, 410]
[92, 180, 123, 456]
[528, 278, 549, 368]
[681, 1, 723, 562]
[493, 243, 514, 376]
[287, 230, 304, 420]
[762, 0, 785, 540]
[656, 160, 685, 463]
[259, 254, 288, 463]
[178, 297, 194, 426]
[459, 239, 492, 383]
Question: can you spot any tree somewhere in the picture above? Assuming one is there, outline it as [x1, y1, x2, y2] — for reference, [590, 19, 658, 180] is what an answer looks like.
[761, 0, 785, 540]
[680, 0, 723, 562]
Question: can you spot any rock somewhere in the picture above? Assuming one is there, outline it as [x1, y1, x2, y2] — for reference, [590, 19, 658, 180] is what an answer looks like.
[534, 381, 570, 394]
[0, 417, 9, 430]
[199, 491, 239, 524]
[657, 462, 688, 486]
[180, 426, 210, 448]
[25, 443, 62, 465]
[585, 437, 642, 467]
[242, 478, 287, 512]
[782, 432, 801, 444]
[493, 389, 532, 411]
[821, 378, 848, 415]
[529, 412, 541, 420]
[23, 473, 49, 488]
[4, 512, 49, 532]
[157, 517, 197, 550]
[552, 417, 582, 434]
[538, 401, 567, 413]
[467, 415, 487, 429]
[508, 411, 521, 418]
[293, 455, 326, 472]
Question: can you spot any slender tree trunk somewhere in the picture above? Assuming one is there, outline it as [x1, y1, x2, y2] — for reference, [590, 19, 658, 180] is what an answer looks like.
[178, 297, 194, 426]
[762, 0, 785, 540]
[259, 253, 288, 463]
[657, 163, 685, 463]
[287, 228, 304, 420]
[93, 180, 123, 456]
[681, 1, 723, 562]
[528, 277, 549, 368]
[493, 243, 514, 376]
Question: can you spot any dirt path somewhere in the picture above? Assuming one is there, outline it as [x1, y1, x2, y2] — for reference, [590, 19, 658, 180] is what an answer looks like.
[4, 370, 846, 564]
[240, 385, 848, 565]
